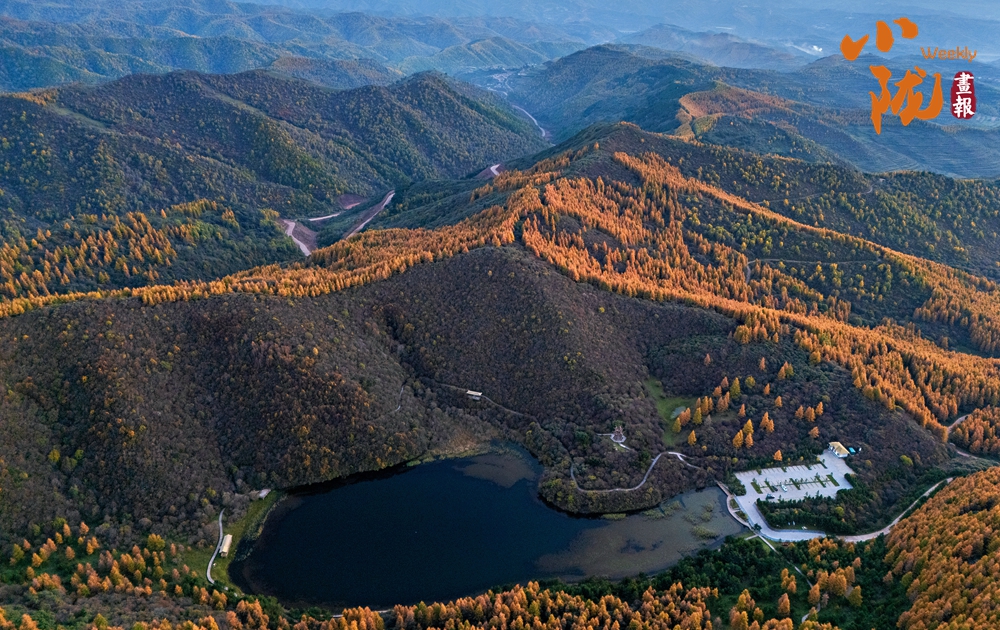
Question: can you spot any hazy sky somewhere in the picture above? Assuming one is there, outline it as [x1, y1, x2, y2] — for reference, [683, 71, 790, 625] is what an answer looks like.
[259, 0, 1000, 59]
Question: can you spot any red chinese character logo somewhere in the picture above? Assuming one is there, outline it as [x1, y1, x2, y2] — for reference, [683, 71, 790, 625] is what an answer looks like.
[840, 17, 943, 134]
[951, 71, 976, 119]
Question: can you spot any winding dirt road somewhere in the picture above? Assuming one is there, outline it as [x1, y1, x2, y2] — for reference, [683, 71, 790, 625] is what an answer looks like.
[947, 414, 971, 434]
[946, 414, 975, 457]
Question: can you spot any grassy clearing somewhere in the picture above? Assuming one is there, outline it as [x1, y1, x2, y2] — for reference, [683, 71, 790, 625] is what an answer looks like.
[185, 491, 281, 592]
[644, 378, 696, 446]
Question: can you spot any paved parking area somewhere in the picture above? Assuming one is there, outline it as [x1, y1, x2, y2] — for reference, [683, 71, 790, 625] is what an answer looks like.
[734, 450, 853, 506]
[727, 451, 856, 540]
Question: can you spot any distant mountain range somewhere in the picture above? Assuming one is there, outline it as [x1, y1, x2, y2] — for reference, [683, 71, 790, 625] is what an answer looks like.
[619, 23, 803, 70]
[0, 0, 908, 93]
[254, 0, 1000, 61]
[0, 0, 603, 90]
[492, 45, 1000, 178]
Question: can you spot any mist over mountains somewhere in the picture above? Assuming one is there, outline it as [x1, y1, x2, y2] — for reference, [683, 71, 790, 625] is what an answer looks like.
[252, 0, 1000, 60]
[2, 0, 997, 94]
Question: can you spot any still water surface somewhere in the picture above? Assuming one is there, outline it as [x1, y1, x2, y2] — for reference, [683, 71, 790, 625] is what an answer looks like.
[231, 449, 741, 609]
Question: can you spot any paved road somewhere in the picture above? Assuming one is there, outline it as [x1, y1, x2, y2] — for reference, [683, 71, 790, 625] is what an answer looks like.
[570, 453, 666, 493]
[512, 105, 550, 140]
[739, 499, 828, 542]
[426, 377, 963, 543]
[839, 478, 952, 542]
[344, 190, 395, 239]
[734, 477, 953, 543]
[281, 220, 311, 255]
[206, 509, 225, 585]
[306, 212, 341, 222]
[717, 482, 752, 529]
[569, 451, 702, 494]
[490, 163, 501, 177]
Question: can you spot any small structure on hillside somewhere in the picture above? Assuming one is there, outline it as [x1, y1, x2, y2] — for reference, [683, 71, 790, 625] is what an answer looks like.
[828, 441, 850, 458]
[220, 534, 233, 557]
[466, 390, 482, 401]
[611, 425, 626, 444]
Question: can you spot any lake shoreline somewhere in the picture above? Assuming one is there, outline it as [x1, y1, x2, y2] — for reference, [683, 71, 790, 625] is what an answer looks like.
[230, 447, 743, 611]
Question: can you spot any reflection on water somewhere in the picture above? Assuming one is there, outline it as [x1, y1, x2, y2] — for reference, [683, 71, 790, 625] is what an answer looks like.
[538, 490, 735, 579]
[230, 447, 742, 609]
[458, 452, 536, 488]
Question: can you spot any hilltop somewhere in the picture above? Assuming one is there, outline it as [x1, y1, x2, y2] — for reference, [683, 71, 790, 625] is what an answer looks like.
[264, 57, 402, 89]
[0, 1, 596, 91]
[0, 112, 998, 630]
[0, 69, 546, 300]
[494, 46, 1000, 178]
[3, 122, 999, 548]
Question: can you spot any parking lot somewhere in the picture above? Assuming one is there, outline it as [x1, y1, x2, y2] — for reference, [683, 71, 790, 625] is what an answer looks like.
[734, 450, 854, 507]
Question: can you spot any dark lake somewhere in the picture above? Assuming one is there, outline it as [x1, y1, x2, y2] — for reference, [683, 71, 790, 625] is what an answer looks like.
[230, 448, 741, 610]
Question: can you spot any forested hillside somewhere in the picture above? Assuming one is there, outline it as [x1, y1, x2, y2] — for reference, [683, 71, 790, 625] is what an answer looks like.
[495, 46, 1000, 178]
[0, 69, 546, 300]
[0, 91, 998, 630]
[0, 116, 1000, 630]
[2, 3, 1000, 630]
[264, 58, 402, 90]
[3, 122, 1000, 547]
[0, 0, 595, 91]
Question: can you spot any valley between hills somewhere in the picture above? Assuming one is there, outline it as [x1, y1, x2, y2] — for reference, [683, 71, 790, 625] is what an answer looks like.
[1, 17, 1000, 629]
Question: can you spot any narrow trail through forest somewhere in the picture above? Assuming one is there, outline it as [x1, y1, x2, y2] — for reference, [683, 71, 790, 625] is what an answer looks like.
[206, 509, 225, 585]
[743, 258, 882, 283]
[946, 414, 974, 456]
[569, 453, 666, 493]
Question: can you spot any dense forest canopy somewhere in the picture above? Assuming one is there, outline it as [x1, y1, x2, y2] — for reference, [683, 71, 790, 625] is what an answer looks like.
[0, 69, 546, 301]
[1, 122, 998, 545]
[0, 17, 998, 625]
